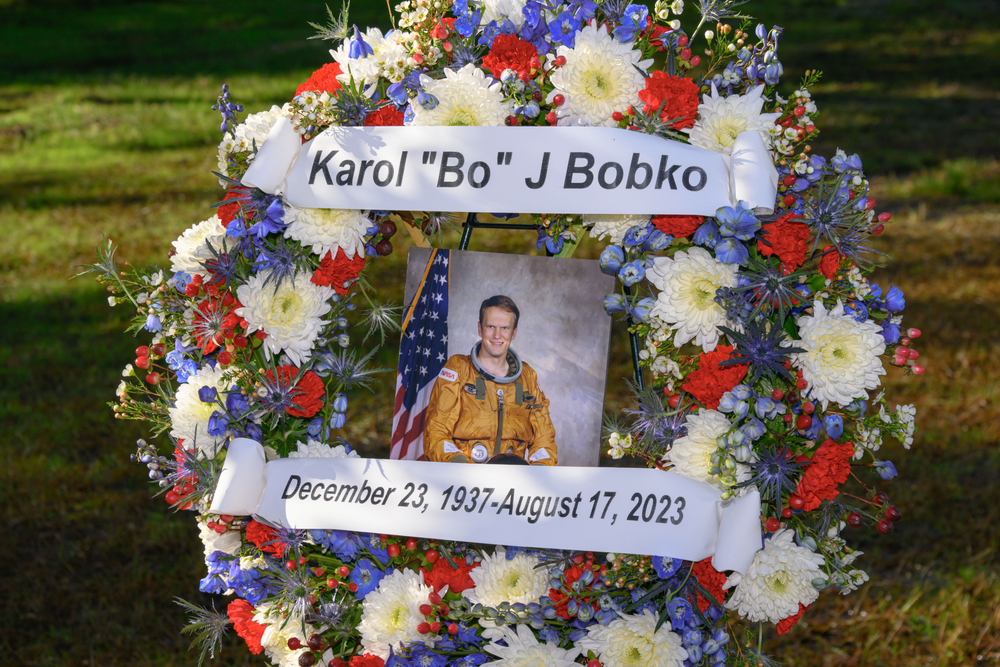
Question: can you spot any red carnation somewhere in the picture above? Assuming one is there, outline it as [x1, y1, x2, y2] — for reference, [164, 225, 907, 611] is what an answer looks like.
[364, 105, 405, 127]
[349, 656, 385, 667]
[651, 214, 704, 238]
[421, 556, 479, 593]
[681, 345, 748, 410]
[295, 62, 344, 97]
[776, 602, 808, 635]
[757, 212, 811, 275]
[264, 365, 325, 418]
[312, 248, 367, 296]
[689, 558, 727, 613]
[481, 33, 539, 78]
[638, 71, 700, 129]
[245, 519, 287, 557]
[217, 188, 242, 228]
[228, 599, 265, 654]
[818, 245, 844, 280]
[795, 439, 855, 511]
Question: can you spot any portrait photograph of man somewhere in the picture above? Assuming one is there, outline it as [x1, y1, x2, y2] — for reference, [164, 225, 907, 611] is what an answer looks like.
[391, 248, 614, 467]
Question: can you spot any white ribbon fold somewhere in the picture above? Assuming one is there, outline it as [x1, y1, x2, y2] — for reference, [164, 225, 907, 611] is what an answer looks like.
[241, 124, 777, 217]
[209, 439, 762, 575]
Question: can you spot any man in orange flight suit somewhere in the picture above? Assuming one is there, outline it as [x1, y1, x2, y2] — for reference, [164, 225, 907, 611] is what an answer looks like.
[423, 295, 557, 465]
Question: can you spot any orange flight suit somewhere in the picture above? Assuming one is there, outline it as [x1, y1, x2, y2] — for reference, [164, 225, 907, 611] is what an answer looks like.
[423, 354, 557, 465]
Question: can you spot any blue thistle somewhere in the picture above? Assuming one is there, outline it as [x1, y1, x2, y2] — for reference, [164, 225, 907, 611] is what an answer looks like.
[329, 77, 377, 126]
[623, 383, 689, 456]
[253, 364, 314, 420]
[800, 172, 863, 253]
[732, 255, 807, 323]
[713, 286, 753, 325]
[175, 598, 229, 666]
[739, 444, 805, 514]
[311, 346, 388, 391]
[253, 237, 311, 292]
[717, 318, 804, 385]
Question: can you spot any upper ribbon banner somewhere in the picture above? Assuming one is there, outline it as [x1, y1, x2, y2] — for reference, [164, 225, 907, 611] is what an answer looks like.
[242, 119, 778, 217]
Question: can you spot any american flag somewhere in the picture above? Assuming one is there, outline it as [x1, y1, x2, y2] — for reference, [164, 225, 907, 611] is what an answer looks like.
[390, 249, 450, 460]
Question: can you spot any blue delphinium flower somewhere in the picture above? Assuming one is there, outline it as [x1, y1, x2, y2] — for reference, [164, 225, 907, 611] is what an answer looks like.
[348, 25, 374, 59]
[349, 557, 386, 599]
[880, 320, 901, 345]
[667, 598, 693, 625]
[548, 10, 581, 46]
[622, 224, 652, 248]
[358, 532, 391, 564]
[627, 297, 655, 323]
[822, 413, 844, 439]
[612, 4, 648, 41]
[874, 460, 898, 480]
[618, 259, 646, 286]
[885, 284, 905, 312]
[652, 555, 681, 579]
[311, 529, 363, 559]
[604, 293, 627, 314]
[717, 202, 761, 240]
[600, 245, 625, 274]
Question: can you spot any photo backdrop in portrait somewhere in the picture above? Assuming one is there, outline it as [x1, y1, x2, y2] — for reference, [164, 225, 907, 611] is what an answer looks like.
[394, 247, 614, 466]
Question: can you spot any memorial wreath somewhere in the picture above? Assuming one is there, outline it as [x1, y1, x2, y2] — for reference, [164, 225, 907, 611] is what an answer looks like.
[83, 0, 925, 665]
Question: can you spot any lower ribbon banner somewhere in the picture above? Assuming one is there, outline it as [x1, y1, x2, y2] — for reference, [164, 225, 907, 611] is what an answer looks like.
[211, 439, 762, 575]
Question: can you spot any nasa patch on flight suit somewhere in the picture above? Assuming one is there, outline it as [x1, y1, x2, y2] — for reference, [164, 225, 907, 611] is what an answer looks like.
[437, 368, 458, 382]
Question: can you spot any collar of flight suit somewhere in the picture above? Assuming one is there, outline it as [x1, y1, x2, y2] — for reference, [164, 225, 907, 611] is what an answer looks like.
[469, 342, 523, 384]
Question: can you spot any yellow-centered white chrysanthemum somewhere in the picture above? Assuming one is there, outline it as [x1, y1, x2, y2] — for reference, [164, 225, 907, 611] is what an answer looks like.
[283, 205, 370, 259]
[465, 547, 551, 607]
[358, 569, 436, 659]
[647, 246, 738, 352]
[170, 214, 227, 278]
[235, 270, 334, 366]
[546, 23, 652, 127]
[662, 409, 730, 489]
[576, 609, 688, 667]
[585, 213, 652, 244]
[484, 623, 582, 667]
[723, 528, 825, 623]
[168, 364, 231, 456]
[684, 84, 781, 155]
[287, 439, 359, 459]
[788, 299, 886, 410]
[254, 602, 319, 667]
[409, 64, 512, 127]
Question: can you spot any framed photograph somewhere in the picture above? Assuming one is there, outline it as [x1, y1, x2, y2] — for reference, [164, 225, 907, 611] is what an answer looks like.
[391, 247, 615, 466]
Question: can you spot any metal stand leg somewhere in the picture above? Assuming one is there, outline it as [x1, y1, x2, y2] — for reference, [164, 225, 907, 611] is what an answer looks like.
[623, 284, 645, 390]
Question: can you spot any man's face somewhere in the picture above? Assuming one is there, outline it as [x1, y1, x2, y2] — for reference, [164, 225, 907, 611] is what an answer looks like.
[477, 306, 517, 362]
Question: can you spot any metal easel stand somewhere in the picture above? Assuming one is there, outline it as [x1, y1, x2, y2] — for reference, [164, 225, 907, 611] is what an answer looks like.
[456, 212, 646, 390]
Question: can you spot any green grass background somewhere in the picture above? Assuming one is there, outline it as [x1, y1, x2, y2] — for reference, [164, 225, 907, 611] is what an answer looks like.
[1, 0, 998, 664]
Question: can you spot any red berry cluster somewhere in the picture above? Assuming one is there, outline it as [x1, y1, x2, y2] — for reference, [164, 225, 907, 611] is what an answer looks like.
[286, 633, 326, 666]
[891, 328, 925, 375]
[416, 590, 459, 636]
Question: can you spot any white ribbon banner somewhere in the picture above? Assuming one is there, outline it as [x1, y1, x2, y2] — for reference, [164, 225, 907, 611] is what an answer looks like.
[210, 439, 762, 575]
[242, 120, 778, 217]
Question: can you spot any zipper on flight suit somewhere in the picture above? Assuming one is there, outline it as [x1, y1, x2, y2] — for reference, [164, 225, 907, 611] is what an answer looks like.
[494, 389, 504, 456]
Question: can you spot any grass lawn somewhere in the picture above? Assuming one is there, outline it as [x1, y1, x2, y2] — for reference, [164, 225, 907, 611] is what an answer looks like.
[1, 0, 998, 665]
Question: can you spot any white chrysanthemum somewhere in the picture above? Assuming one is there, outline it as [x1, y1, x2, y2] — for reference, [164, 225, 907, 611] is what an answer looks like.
[722, 528, 825, 623]
[547, 23, 652, 127]
[358, 568, 436, 659]
[330, 28, 390, 91]
[684, 84, 781, 155]
[788, 299, 887, 410]
[197, 515, 241, 558]
[663, 409, 731, 489]
[484, 623, 581, 667]
[647, 247, 738, 351]
[254, 602, 320, 667]
[482, 0, 528, 28]
[235, 270, 334, 366]
[585, 213, 651, 244]
[465, 548, 551, 607]
[283, 205, 370, 260]
[170, 215, 227, 277]
[287, 439, 359, 459]
[409, 64, 512, 126]
[168, 364, 231, 456]
[217, 105, 291, 180]
[576, 609, 688, 667]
